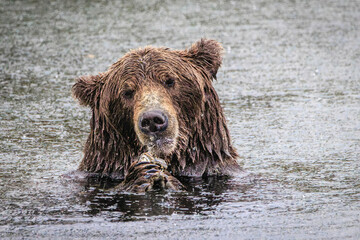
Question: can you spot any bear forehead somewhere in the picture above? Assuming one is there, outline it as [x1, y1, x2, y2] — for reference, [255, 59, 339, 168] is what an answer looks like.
[129, 46, 182, 61]
[107, 47, 195, 85]
[114, 48, 189, 72]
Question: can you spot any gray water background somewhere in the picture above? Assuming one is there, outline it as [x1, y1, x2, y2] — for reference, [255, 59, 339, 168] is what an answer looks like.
[0, 0, 359, 239]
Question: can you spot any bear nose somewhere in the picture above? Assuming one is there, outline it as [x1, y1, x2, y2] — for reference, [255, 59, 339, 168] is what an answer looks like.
[139, 110, 168, 135]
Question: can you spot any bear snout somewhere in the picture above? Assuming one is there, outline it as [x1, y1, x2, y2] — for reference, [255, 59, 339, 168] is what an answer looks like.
[133, 88, 179, 155]
[139, 110, 168, 135]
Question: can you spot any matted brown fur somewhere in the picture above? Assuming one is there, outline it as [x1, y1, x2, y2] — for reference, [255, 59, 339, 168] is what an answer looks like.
[72, 39, 241, 180]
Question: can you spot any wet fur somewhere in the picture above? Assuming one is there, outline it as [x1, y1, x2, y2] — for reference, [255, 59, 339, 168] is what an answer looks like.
[73, 39, 241, 180]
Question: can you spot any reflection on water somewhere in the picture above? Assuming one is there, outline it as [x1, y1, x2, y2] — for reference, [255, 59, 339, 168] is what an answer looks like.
[72, 175, 256, 221]
[1, 0, 359, 238]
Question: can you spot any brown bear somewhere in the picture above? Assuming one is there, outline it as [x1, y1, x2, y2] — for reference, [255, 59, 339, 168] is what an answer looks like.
[72, 39, 241, 191]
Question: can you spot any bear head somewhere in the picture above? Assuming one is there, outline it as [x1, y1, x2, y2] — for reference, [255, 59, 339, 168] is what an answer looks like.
[73, 39, 239, 178]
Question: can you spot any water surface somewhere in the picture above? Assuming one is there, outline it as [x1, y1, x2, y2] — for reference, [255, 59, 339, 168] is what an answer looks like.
[0, 0, 359, 239]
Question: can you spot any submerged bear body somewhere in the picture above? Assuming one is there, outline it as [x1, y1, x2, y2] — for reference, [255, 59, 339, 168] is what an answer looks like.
[73, 39, 241, 190]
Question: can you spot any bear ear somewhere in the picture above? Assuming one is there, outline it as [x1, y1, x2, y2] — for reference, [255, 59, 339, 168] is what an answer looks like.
[186, 39, 224, 79]
[72, 74, 103, 107]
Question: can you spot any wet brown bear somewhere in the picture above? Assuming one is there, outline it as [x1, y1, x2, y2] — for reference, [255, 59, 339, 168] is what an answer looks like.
[72, 39, 241, 191]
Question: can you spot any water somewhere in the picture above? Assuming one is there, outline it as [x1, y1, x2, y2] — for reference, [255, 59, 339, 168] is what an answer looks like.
[1, 0, 359, 239]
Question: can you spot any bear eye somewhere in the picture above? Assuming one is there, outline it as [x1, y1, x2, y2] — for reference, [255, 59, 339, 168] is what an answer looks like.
[165, 78, 175, 88]
[123, 89, 135, 99]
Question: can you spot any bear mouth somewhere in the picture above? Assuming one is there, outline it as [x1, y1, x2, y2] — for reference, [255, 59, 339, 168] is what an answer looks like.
[146, 136, 176, 156]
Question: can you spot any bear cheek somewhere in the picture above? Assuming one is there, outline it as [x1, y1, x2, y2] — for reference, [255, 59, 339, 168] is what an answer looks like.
[133, 105, 147, 145]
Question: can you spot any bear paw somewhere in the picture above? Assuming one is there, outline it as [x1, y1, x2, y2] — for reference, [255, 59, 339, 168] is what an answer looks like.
[119, 153, 184, 193]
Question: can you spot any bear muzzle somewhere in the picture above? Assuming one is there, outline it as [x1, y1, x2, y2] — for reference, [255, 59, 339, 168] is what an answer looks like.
[135, 108, 178, 155]
[134, 89, 179, 155]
